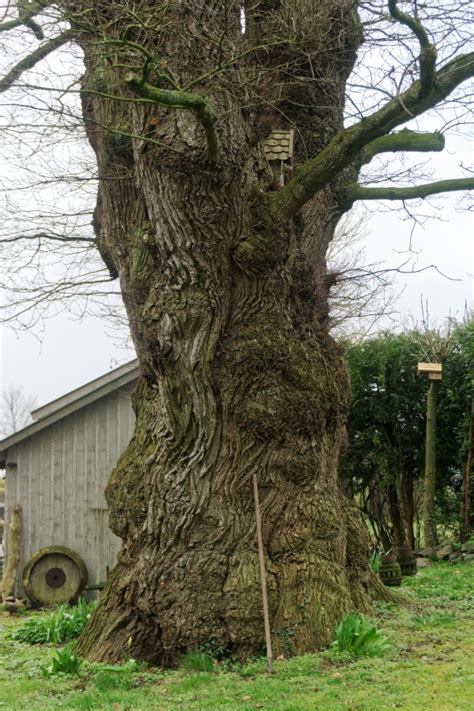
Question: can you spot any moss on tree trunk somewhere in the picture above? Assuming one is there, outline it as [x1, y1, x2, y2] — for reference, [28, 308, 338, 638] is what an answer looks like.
[68, 0, 396, 665]
[74, 160, 392, 662]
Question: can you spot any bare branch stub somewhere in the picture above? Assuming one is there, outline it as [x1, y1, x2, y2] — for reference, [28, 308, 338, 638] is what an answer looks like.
[123, 72, 219, 162]
[388, 0, 437, 97]
[348, 176, 474, 202]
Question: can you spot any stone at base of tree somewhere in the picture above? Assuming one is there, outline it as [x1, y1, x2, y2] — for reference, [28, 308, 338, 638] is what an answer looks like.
[415, 547, 436, 559]
[463, 554, 474, 562]
[3, 596, 26, 615]
[435, 543, 454, 560]
[416, 558, 431, 569]
[461, 542, 474, 554]
[448, 552, 463, 563]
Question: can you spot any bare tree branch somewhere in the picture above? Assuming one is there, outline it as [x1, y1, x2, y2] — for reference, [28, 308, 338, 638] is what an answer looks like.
[124, 72, 219, 162]
[348, 176, 474, 202]
[0, 386, 37, 438]
[0, 232, 95, 244]
[272, 51, 474, 221]
[0, 2, 44, 37]
[388, 0, 437, 97]
[0, 30, 74, 94]
[360, 129, 445, 165]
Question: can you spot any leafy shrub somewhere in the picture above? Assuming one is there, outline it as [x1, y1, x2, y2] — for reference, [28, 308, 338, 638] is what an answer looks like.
[9, 598, 96, 644]
[42, 643, 82, 676]
[333, 613, 391, 657]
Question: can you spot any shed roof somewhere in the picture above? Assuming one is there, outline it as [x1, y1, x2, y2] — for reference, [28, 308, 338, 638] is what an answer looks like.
[0, 359, 139, 463]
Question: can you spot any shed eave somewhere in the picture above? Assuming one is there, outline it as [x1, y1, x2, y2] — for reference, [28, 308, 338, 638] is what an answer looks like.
[0, 360, 139, 453]
[32, 358, 139, 421]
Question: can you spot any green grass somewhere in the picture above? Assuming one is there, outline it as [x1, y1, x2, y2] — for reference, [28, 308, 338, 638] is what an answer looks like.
[1, 562, 473, 710]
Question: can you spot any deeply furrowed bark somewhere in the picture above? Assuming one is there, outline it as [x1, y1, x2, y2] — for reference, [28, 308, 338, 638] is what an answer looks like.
[67, 0, 398, 665]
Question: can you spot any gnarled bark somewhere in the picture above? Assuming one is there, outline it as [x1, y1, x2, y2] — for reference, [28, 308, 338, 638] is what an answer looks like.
[75, 156, 374, 663]
[67, 0, 383, 665]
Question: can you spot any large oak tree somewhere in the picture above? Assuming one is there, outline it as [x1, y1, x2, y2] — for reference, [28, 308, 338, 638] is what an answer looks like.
[1, 1, 473, 664]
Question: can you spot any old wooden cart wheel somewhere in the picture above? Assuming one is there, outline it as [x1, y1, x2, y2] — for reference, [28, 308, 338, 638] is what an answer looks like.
[22, 546, 88, 607]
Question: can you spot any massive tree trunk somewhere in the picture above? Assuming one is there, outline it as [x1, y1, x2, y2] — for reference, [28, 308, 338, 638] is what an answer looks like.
[2, 1, 472, 662]
[67, 0, 383, 664]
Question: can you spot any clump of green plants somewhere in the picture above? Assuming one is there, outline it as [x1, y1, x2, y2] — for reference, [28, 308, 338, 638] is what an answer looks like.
[412, 612, 457, 627]
[41, 643, 82, 676]
[9, 598, 96, 644]
[181, 651, 215, 672]
[92, 659, 140, 690]
[333, 613, 391, 657]
[182, 630, 237, 671]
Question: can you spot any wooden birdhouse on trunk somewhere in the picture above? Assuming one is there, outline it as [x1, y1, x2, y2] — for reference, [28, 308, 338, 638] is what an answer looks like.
[264, 129, 294, 188]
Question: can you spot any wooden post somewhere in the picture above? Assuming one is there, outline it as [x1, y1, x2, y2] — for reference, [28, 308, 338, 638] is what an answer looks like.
[1, 504, 22, 600]
[417, 363, 442, 549]
[252, 473, 273, 673]
[422, 380, 439, 548]
[460, 397, 473, 542]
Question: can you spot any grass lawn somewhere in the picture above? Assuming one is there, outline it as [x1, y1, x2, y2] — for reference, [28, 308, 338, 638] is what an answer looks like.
[1, 561, 473, 710]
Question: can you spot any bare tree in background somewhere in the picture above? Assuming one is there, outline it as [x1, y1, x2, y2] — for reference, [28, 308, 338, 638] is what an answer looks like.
[0, 1, 473, 665]
[327, 208, 400, 339]
[0, 386, 37, 438]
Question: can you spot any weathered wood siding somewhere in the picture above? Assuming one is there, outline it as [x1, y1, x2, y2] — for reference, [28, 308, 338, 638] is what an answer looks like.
[4, 383, 136, 595]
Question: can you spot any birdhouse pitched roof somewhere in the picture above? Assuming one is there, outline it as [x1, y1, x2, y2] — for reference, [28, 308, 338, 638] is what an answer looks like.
[263, 129, 294, 161]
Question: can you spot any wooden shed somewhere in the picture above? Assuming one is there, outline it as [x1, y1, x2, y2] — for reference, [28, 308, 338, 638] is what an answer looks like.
[0, 359, 139, 601]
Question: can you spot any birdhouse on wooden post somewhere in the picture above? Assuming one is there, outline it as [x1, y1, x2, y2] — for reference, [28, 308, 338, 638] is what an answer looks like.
[417, 362, 443, 381]
[263, 129, 294, 188]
